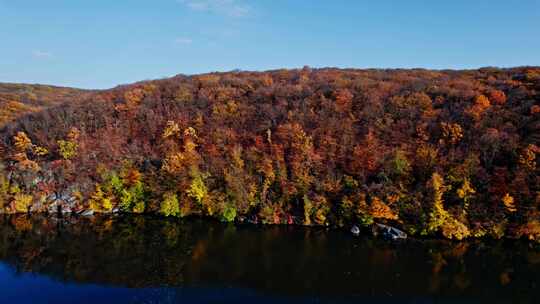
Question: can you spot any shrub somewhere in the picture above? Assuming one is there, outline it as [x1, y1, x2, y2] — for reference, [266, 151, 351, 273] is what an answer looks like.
[339, 196, 354, 225]
[221, 204, 237, 222]
[370, 196, 398, 220]
[132, 201, 145, 213]
[57, 140, 78, 160]
[160, 192, 180, 217]
[13, 193, 33, 213]
[119, 181, 145, 212]
[441, 217, 470, 240]
[259, 204, 276, 224]
[303, 194, 330, 226]
[89, 185, 113, 212]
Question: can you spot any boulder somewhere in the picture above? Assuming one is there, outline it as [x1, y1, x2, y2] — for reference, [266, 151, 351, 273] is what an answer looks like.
[350, 225, 361, 236]
[372, 223, 407, 240]
[61, 206, 72, 214]
[78, 210, 94, 217]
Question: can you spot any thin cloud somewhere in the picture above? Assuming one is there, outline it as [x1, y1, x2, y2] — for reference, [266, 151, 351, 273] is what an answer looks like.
[32, 50, 52, 59]
[178, 0, 251, 17]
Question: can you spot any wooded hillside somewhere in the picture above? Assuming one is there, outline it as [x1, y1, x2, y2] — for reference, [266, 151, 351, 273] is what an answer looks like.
[1, 67, 539, 241]
[0, 83, 90, 126]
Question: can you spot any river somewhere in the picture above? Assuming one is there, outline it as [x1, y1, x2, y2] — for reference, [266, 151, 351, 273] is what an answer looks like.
[0, 214, 538, 303]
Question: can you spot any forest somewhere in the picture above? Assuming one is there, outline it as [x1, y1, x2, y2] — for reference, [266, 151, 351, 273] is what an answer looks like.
[0, 83, 90, 127]
[0, 67, 539, 241]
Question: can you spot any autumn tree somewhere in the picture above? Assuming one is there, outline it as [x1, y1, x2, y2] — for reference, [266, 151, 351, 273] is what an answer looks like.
[466, 94, 491, 121]
[350, 129, 381, 179]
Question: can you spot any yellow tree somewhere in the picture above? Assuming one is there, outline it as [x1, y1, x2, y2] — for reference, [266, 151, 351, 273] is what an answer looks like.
[426, 173, 470, 240]
[12, 132, 40, 172]
[425, 173, 449, 234]
[57, 127, 80, 160]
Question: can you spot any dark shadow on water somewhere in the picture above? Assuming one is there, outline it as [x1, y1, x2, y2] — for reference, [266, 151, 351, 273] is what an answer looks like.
[0, 214, 538, 303]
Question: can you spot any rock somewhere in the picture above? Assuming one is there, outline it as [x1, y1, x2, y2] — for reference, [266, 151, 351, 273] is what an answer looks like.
[47, 194, 58, 203]
[350, 225, 361, 236]
[46, 201, 59, 214]
[372, 223, 407, 240]
[247, 215, 259, 225]
[78, 210, 94, 217]
[61, 206, 72, 214]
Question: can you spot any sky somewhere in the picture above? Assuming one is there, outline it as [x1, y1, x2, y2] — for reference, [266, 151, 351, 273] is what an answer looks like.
[0, 0, 539, 89]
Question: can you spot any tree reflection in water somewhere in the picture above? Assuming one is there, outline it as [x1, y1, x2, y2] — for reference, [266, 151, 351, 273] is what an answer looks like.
[0, 214, 538, 303]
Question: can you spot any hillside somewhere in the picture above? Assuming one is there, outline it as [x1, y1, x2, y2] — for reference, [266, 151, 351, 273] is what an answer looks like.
[0, 83, 91, 126]
[0, 67, 539, 241]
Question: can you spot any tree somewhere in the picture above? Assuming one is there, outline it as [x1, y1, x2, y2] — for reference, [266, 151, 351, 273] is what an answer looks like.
[160, 192, 180, 217]
[89, 184, 113, 212]
[488, 90, 506, 105]
[13, 131, 32, 152]
[440, 122, 463, 145]
[186, 170, 208, 205]
[456, 178, 476, 213]
[466, 95, 491, 121]
[333, 89, 353, 112]
[57, 127, 80, 160]
[502, 193, 516, 213]
[350, 130, 381, 178]
[518, 144, 538, 171]
[425, 173, 449, 235]
[425, 173, 470, 240]
[370, 196, 398, 220]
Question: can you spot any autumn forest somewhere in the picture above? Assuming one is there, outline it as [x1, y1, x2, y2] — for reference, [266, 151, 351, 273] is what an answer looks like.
[0, 67, 539, 241]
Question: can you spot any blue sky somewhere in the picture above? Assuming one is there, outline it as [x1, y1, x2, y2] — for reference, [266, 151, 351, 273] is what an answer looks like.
[0, 0, 539, 89]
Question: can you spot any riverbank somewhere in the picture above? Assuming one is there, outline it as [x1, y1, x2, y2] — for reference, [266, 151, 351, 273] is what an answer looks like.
[2, 211, 539, 243]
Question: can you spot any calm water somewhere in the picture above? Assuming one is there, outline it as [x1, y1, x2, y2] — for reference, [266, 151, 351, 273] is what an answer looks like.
[0, 215, 538, 303]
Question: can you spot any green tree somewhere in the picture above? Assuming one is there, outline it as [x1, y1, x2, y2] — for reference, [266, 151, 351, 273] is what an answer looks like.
[186, 170, 208, 205]
[160, 192, 180, 217]
[221, 204, 237, 222]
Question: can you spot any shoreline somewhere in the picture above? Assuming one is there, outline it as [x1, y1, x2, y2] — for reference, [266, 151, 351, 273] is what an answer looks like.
[2, 211, 539, 244]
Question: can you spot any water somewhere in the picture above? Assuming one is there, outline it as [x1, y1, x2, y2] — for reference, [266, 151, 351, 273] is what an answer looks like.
[0, 215, 538, 303]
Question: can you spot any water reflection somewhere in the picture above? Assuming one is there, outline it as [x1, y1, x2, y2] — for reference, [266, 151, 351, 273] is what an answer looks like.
[0, 214, 538, 303]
